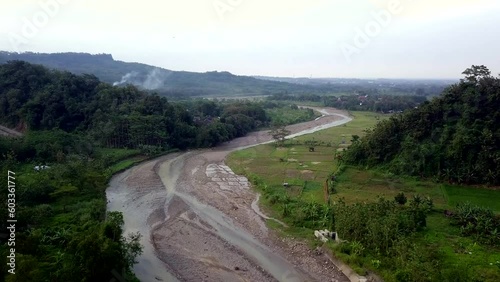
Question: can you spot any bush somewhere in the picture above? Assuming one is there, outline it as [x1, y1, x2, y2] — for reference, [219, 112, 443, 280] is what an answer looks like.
[395, 192, 407, 205]
[395, 269, 412, 282]
[338, 242, 352, 255]
[451, 202, 500, 245]
[333, 197, 431, 254]
[138, 144, 162, 156]
[350, 241, 365, 256]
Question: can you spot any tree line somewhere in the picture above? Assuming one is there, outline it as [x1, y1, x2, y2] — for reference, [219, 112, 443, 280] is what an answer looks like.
[267, 92, 429, 113]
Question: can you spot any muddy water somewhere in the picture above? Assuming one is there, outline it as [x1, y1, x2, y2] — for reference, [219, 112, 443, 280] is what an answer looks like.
[106, 109, 351, 282]
[107, 159, 182, 282]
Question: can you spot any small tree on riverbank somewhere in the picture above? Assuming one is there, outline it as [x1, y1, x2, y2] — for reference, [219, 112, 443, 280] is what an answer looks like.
[269, 124, 290, 147]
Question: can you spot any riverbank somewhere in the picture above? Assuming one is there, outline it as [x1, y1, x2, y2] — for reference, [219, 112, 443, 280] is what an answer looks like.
[107, 107, 352, 281]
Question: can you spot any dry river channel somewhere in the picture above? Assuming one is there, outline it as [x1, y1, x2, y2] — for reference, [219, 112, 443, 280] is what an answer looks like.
[106, 107, 353, 282]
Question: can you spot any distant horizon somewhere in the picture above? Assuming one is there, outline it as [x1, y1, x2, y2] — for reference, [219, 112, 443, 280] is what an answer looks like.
[253, 75, 461, 81]
[1, 50, 462, 81]
[2, 1, 499, 80]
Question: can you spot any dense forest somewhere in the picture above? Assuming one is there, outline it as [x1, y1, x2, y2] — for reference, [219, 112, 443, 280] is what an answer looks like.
[0, 60, 318, 281]
[0, 60, 303, 150]
[344, 65, 500, 185]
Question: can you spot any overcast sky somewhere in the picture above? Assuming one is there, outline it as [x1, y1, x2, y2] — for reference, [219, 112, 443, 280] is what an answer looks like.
[1, 0, 499, 78]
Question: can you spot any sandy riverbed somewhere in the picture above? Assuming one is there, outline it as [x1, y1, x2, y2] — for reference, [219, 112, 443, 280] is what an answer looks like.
[107, 108, 352, 282]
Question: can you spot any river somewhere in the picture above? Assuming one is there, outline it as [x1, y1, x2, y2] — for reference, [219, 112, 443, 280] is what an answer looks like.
[106, 107, 352, 282]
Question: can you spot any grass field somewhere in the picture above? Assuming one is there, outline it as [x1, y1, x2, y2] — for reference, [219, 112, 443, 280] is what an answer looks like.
[229, 110, 500, 212]
[443, 185, 500, 212]
[294, 111, 384, 145]
[227, 110, 500, 281]
[229, 111, 386, 205]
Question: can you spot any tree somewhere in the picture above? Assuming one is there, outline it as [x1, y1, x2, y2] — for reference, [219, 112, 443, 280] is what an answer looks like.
[461, 65, 491, 84]
[269, 124, 290, 147]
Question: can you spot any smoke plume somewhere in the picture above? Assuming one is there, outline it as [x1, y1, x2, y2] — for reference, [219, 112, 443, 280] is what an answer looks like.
[113, 68, 171, 90]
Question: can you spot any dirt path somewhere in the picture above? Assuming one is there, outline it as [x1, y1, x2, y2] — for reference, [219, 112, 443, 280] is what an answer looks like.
[107, 108, 352, 282]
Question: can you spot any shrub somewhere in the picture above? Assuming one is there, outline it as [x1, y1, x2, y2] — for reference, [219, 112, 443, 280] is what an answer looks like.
[350, 241, 365, 256]
[339, 242, 352, 255]
[333, 197, 431, 254]
[451, 202, 500, 245]
[395, 269, 412, 282]
[395, 192, 407, 205]
[138, 144, 162, 156]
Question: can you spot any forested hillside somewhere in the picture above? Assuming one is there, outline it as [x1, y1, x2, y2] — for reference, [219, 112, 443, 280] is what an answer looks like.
[345, 66, 500, 185]
[0, 60, 287, 149]
[0, 52, 143, 84]
[0, 61, 321, 281]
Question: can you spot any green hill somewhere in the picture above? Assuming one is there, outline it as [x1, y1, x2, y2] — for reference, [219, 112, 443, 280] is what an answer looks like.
[345, 65, 500, 185]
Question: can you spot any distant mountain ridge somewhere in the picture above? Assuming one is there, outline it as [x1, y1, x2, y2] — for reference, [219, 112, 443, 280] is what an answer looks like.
[0, 52, 139, 82]
[0, 51, 454, 97]
[0, 51, 316, 97]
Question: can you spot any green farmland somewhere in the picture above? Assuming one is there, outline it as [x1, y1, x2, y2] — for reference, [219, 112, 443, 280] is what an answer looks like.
[227, 111, 500, 282]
